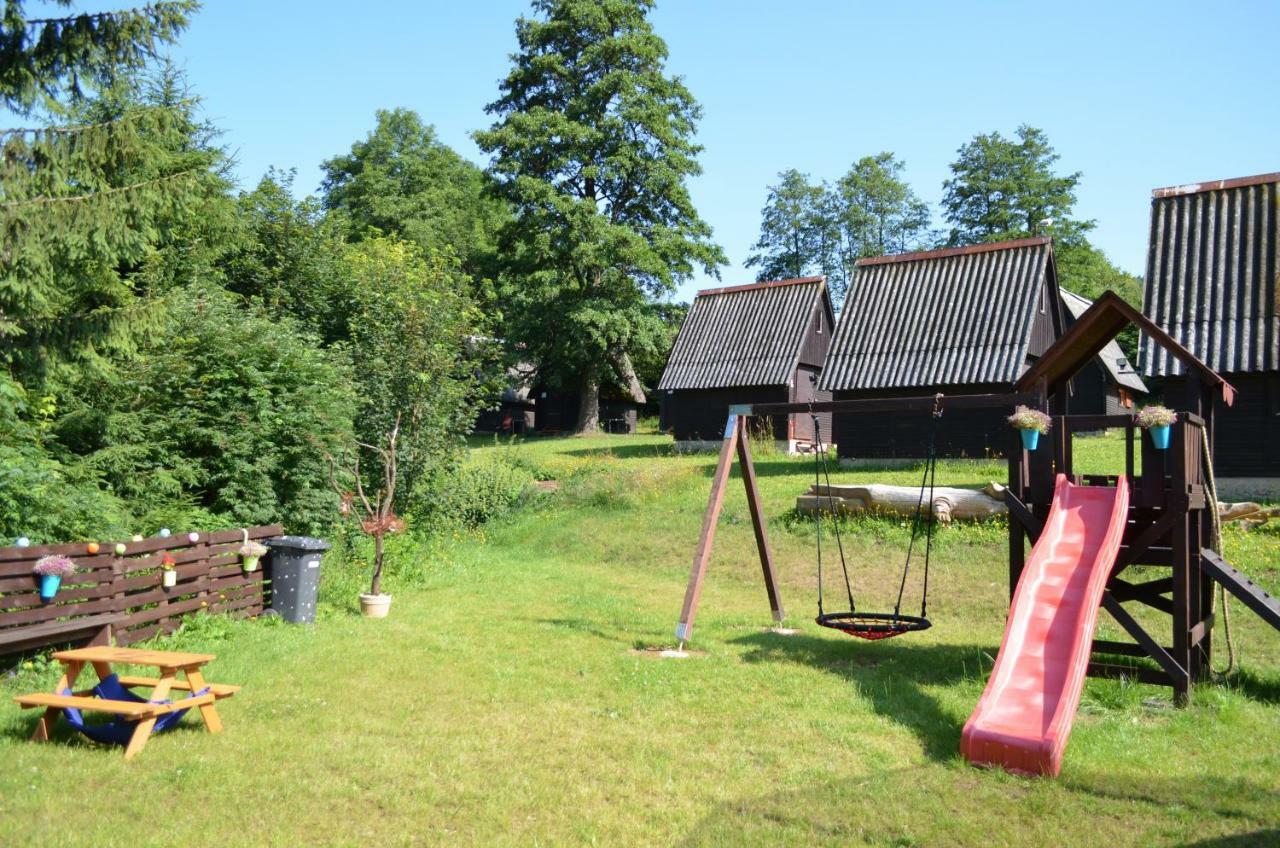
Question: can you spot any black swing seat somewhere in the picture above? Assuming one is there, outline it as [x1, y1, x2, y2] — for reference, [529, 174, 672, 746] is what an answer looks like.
[815, 611, 932, 641]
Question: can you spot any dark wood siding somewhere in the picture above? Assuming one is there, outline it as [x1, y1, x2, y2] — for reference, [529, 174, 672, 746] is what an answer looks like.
[1212, 373, 1280, 477]
[797, 301, 833, 368]
[833, 383, 1013, 459]
[790, 365, 832, 444]
[661, 386, 790, 442]
[1064, 361, 1132, 417]
[474, 401, 535, 434]
[534, 389, 637, 434]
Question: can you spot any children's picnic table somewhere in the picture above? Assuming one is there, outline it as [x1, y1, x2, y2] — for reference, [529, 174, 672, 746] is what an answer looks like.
[13, 646, 239, 759]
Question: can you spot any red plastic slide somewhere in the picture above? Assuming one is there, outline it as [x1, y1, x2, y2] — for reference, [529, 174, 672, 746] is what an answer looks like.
[961, 473, 1129, 777]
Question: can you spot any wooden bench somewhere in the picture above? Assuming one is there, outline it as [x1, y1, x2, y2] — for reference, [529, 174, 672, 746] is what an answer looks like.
[14, 646, 238, 759]
[0, 613, 124, 655]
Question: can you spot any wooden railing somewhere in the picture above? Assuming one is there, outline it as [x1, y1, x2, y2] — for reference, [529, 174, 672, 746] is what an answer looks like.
[0, 525, 282, 656]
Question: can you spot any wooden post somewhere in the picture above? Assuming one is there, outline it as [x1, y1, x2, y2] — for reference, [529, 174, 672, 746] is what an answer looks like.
[675, 415, 742, 644]
[1170, 418, 1192, 705]
[736, 430, 784, 623]
[1008, 428, 1026, 600]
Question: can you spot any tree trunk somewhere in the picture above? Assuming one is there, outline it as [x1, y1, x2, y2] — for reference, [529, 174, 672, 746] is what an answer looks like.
[370, 532, 384, 595]
[576, 371, 600, 434]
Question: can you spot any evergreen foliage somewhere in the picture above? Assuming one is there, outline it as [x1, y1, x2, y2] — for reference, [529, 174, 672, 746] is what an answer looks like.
[0, 0, 195, 113]
[53, 283, 357, 535]
[475, 0, 724, 432]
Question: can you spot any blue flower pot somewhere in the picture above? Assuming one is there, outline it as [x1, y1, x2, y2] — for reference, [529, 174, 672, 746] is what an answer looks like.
[38, 573, 62, 602]
[1149, 424, 1171, 450]
[1020, 429, 1040, 451]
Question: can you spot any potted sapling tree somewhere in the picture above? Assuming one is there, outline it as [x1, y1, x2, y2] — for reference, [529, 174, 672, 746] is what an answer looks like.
[1136, 404, 1178, 450]
[1008, 406, 1052, 451]
[327, 414, 405, 618]
[33, 555, 76, 602]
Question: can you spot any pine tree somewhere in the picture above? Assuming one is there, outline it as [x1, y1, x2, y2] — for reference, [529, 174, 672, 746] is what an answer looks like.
[0, 3, 206, 383]
[475, 0, 724, 432]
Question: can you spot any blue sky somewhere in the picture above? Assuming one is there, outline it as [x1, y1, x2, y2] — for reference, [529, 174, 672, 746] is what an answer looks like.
[154, 2, 1278, 301]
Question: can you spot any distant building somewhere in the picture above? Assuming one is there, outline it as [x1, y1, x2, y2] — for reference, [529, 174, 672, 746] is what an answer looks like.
[820, 237, 1066, 459]
[533, 384, 640, 435]
[473, 367, 536, 435]
[657, 276, 836, 451]
[1060, 290, 1148, 415]
[1140, 172, 1280, 487]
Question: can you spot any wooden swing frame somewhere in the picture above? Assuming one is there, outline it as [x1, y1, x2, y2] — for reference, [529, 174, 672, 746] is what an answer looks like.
[674, 392, 1040, 644]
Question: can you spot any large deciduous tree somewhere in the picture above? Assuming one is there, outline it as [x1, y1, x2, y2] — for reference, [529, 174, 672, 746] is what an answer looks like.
[831, 153, 932, 288]
[321, 108, 505, 291]
[475, 0, 725, 433]
[745, 169, 827, 283]
[941, 124, 1086, 245]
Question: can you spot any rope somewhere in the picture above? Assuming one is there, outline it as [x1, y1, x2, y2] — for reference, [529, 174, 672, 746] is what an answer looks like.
[893, 395, 941, 619]
[813, 415, 854, 615]
[1200, 426, 1236, 677]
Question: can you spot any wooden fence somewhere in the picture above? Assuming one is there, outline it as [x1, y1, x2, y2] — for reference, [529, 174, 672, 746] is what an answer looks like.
[0, 525, 282, 656]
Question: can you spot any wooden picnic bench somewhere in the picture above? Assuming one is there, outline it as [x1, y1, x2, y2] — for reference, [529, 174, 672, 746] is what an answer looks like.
[13, 646, 239, 760]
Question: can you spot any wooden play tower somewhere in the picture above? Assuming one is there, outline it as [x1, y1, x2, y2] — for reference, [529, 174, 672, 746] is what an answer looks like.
[675, 292, 1280, 704]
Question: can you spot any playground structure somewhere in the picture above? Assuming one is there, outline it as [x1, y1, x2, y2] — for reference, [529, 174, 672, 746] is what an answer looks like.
[675, 291, 1280, 777]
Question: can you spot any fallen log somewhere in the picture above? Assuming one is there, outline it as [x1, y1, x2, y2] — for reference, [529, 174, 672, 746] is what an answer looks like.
[796, 482, 1006, 524]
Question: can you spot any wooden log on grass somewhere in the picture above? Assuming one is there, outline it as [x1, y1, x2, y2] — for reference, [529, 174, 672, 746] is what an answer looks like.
[796, 483, 1007, 524]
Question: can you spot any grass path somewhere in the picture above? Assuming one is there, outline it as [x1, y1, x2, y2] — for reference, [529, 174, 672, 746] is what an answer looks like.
[2, 433, 1278, 846]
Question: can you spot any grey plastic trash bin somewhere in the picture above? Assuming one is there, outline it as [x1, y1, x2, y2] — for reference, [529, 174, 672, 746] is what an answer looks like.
[264, 536, 330, 624]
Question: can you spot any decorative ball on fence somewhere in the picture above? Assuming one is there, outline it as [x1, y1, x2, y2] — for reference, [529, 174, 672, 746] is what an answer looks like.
[114, 542, 128, 556]
[159, 528, 171, 538]
[86, 542, 100, 554]
[16, 537, 30, 547]
[187, 532, 200, 543]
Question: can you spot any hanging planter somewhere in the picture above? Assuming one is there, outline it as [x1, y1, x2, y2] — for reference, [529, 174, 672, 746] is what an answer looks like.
[239, 538, 268, 573]
[161, 554, 178, 588]
[33, 555, 76, 603]
[1007, 406, 1052, 452]
[1136, 405, 1177, 450]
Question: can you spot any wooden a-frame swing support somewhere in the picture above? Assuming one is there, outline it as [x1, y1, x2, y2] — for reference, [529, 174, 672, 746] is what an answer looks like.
[675, 392, 1041, 645]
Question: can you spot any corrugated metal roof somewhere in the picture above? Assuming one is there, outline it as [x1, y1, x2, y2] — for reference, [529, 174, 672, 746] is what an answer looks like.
[657, 277, 831, 390]
[820, 238, 1055, 391]
[1061, 290, 1148, 393]
[1141, 173, 1279, 376]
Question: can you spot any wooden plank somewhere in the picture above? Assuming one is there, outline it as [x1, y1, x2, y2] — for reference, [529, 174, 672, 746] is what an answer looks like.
[1003, 491, 1043, 542]
[183, 667, 224, 733]
[735, 431, 784, 623]
[1086, 661, 1175, 687]
[114, 675, 239, 698]
[13, 692, 159, 717]
[744, 391, 1039, 417]
[1113, 509, 1181, 570]
[52, 646, 216, 666]
[0, 525, 283, 563]
[675, 415, 741, 643]
[1102, 593, 1188, 686]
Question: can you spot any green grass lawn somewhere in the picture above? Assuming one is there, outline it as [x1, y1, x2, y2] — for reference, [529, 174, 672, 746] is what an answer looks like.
[2, 432, 1278, 846]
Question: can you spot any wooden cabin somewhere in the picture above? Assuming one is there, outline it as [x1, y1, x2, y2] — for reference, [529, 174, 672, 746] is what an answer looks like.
[532, 384, 640, 434]
[1060, 290, 1147, 415]
[1140, 172, 1279, 490]
[820, 237, 1066, 460]
[657, 276, 835, 451]
[473, 374, 536, 435]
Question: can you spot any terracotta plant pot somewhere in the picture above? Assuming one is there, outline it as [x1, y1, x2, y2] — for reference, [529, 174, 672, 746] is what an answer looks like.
[359, 593, 392, 618]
